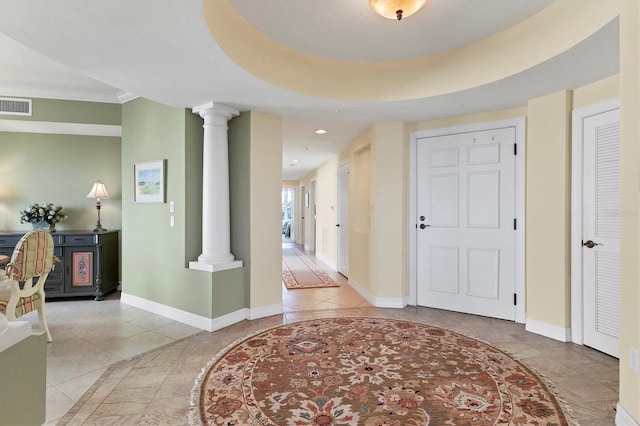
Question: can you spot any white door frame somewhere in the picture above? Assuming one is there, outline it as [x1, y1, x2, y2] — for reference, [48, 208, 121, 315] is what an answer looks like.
[570, 98, 620, 346]
[299, 184, 306, 246]
[337, 159, 350, 277]
[408, 117, 526, 323]
[306, 179, 317, 252]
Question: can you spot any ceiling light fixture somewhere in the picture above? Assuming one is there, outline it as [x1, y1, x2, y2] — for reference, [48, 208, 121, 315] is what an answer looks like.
[314, 129, 328, 135]
[369, 0, 428, 20]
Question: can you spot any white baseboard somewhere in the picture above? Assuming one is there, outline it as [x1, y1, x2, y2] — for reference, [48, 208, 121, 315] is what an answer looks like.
[525, 318, 572, 342]
[248, 303, 283, 320]
[348, 279, 407, 309]
[616, 403, 639, 426]
[315, 253, 337, 271]
[120, 293, 282, 333]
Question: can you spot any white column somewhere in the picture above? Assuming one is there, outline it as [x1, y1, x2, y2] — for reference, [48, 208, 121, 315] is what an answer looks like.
[189, 102, 243, 272]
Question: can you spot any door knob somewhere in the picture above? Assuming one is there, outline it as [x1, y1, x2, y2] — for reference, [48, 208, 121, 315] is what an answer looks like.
[336, 224, 340, 227]
[582, 240, 601, 249]
[419, 224, 430, 229]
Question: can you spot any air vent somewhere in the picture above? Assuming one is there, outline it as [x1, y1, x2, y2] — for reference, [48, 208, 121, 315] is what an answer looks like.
[0, 97, 32, 116]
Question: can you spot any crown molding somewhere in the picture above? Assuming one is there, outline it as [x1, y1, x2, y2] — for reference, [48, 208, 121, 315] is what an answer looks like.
[116, 91, 139, 103]
[0, 119, 121, 137]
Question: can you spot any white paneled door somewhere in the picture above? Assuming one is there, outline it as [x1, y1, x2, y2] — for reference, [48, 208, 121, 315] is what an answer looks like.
[581, 108, 620, 358]
[416, 127, 516, 320]
[337, 162, 350, 277]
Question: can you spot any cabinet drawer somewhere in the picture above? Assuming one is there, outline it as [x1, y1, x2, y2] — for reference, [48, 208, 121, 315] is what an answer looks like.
[62, 235, 96, 245]
[0, 236, 21, 247]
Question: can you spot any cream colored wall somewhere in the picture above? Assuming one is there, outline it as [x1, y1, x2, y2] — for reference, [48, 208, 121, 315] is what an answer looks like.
[414, 107, 528, 132]
[573, 75, 619, 109]
[369, 122, 407, 299]
[314, 157, 339, 266]
[249, 112, 283, 309]
[526, 91, 573, 328]
[349, 131, 372, 290]
[618, 0, 640, 420]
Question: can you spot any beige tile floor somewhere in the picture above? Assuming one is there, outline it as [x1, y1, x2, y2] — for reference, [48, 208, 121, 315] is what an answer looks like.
[15, 244, 618, 425]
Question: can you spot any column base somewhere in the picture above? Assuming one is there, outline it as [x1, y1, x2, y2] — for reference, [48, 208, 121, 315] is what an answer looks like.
[189, 259, 243, 273]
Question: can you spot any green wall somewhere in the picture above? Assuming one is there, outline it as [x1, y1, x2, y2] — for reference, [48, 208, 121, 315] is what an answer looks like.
[7, 98, 121, 125]
[121, 98, 246, 318]
[0, 98, 122, 232]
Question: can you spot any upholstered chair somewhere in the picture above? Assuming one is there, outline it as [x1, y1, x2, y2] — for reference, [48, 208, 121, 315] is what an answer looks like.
[0, 230, 55, 342]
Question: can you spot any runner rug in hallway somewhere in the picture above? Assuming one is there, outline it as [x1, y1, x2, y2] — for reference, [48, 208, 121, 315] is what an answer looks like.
[190, 317, 575, 425]
[282, 247, 339, 289]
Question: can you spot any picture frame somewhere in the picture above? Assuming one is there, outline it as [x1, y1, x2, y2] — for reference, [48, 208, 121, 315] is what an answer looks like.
[134, 159, 166, 203]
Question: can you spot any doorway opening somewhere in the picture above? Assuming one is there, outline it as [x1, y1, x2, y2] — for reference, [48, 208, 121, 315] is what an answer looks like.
[282, 187, 295, 243]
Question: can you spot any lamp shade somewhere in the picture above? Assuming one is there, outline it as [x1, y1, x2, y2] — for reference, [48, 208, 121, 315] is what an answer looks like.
[369, 0, 428, 20]
[86, 181, 110, 200]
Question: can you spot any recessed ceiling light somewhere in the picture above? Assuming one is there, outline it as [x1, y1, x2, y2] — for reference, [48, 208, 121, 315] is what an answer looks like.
[293, 159, 300, 163]
[314, 129, 328, 135]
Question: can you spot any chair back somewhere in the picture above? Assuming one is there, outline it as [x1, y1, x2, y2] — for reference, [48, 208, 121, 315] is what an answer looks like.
[5, 231, 55, 282]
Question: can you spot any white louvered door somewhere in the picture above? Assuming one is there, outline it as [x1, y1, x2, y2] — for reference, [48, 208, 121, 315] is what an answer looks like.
[582, 108, 620, 358]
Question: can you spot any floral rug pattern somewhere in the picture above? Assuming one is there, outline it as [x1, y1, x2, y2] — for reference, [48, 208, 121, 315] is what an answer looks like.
[191, 317, 571, 425]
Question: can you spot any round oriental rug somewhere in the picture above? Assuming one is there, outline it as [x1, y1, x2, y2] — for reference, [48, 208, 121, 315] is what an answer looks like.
[190, 317, 573, 425]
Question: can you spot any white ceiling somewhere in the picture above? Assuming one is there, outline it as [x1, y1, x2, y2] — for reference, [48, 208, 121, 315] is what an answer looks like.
[0, 0, 619, 180]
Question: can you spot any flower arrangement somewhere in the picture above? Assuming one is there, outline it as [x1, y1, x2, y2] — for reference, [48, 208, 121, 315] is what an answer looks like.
[20, 203, 68, 225]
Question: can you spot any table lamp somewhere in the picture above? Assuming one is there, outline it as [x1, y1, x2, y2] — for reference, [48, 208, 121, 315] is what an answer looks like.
[86, 181, 109, 233]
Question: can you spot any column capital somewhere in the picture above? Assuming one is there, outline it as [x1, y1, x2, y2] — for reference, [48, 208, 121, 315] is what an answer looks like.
[192, 102, 239, 121]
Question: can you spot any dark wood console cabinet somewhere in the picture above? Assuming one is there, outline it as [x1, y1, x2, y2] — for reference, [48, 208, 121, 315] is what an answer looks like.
[0, 230, 119, 301]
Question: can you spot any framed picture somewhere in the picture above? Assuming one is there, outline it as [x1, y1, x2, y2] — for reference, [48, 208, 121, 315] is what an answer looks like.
[134, 160, 166, 203]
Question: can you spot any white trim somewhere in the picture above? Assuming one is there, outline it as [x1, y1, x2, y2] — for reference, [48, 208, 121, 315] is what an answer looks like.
[0, 119, 122, 137]
[408, 117, 526, 323]
[210, 309, 251, 332]
[0, 89, 121, 104]
[408, 133, 418, 306]
[336, 160, 350, 278]
[189, 259, 243, 273]
[248, 303, 283, 320]
[315, 253, 337, 271]
[616, 403, 639, 426]
[120, 292, 283, 332]
[571, 98, 620, 346]
[348, 279, 407, 308]
[122, 292, 221, 332]
[513, 118, 526, 324]
[525, 318, 572, 342]
[116, 91, 139, 103]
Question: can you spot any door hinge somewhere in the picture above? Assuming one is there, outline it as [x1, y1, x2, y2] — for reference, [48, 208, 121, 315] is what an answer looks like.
[513, 218, 517, 230]
[514, 293, 517, 306]
[514, 143, 517, 156]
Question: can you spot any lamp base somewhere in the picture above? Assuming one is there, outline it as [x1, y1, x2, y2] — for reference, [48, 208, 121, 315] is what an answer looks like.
[93, 225, 107, 233]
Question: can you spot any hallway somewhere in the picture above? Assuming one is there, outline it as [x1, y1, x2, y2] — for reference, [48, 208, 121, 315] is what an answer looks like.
[281, 242, 371, 312]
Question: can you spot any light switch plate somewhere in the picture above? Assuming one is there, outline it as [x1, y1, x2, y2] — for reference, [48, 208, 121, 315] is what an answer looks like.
[169, 201, 175, 213]
[170, 216, 175, 227]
